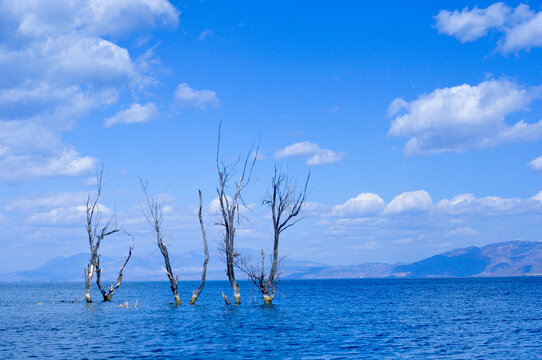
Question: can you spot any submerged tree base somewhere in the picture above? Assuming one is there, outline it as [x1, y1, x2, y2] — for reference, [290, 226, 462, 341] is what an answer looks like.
[222, 292, 231, 305]
[263, 294, 274, 305]
[189, 294, 198, 305]
[174, 295, 182, 305]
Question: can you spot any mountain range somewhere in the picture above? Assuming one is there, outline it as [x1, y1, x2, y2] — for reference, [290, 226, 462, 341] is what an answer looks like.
[2, 240, 542, 282]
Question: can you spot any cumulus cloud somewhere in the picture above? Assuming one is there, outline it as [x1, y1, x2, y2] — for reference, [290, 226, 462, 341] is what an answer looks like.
[0, 0, 179, 181]
[388, 79, 542, 155]
[329, 189, 542, 220]
[27, 205, 88, 226]
[6, 192, 88, 212]
[104, 103, 159, 127]
[6, 191, 111, 226]
[2, 0, 179, 39]
[274, 141, 346, 166]
[174, 83, 220, 109]
[502, 9, 542, 53]
[529, 156, 542, 171]
[307, 149, 347, 166]
[0, 121, 96, 182]
[384, 190, 433, 214]
[434, 2, 509, 42]
[437, 193, 531, 215]
[328, 193, 385, 217]
[274, 141, 321, 158]
[435, 3, 542, 53]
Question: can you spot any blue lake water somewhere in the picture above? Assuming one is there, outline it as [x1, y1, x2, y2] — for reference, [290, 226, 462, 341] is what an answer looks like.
[1, 278, 542, 359]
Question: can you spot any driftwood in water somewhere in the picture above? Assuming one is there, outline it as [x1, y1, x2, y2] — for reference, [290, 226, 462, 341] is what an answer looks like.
[215, 124, 258, 305]
[189, 190, 209, 305]
[84, 169, 120, 303]
[141, 180, 181, 305]
[96, 235, 134, 301]
[238, 165, 309, 304]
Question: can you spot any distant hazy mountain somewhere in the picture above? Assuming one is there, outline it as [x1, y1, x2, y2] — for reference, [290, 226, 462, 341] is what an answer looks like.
[2, 241, 542, 282]
[306, 240, 542, 279]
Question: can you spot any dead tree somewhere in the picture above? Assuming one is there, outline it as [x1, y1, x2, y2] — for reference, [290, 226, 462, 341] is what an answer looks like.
[238, 165, 309, 304]
[189, 190, 209, 305]
[95, 232, 134, 301]
[215, 125, 258, 305]
[84, 169, 120, 303]
[141, 180, 181, 305]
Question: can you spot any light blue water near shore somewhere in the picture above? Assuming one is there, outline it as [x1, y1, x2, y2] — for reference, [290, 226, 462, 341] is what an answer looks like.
[1, 278, 542, 359]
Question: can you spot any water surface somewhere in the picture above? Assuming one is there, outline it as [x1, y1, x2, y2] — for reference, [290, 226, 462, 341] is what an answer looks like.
[1, 278, 541, 359]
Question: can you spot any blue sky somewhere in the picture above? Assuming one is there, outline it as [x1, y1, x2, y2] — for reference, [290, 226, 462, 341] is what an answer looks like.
[1, 0, 542, 272]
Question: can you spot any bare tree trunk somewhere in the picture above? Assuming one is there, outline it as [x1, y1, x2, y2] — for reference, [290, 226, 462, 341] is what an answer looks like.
[84, 263, 95, 303]
[96, 241, 133, 301]
[141, 180, 181, 305]
[221, 292, 231, 305]
[84, 168, 119, 303]
[214, 124, 258, 305]
[237, 165, 308, 304]
[190, 190, 209, 305]
[159, 236, 181, 305]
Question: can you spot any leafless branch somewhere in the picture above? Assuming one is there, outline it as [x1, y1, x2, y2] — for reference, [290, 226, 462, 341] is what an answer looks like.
[240, 165, 309, 304]
[215, 123, 259, 304]
[95, 232, 134, 301]
[84, 167, 120, 303]
[140, 178, 181, 305]
[189, 190, 209, 305]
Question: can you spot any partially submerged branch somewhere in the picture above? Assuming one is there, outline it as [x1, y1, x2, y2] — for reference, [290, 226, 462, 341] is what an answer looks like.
[84, 168, 120, 303]
[141, 179, 181, 305]
[238, 165, 309, 304]
[190, 190, 209, 305]
[215, 123, 259, 305]
[96, 235, 134, 301]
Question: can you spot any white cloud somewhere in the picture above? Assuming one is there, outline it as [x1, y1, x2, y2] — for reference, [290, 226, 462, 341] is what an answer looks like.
[388, 79, 542, 155]
[435, 3, 542, 53]
[0, 121, 96, 182]
[6, 191, 111, 226]
[6, 192, 88, 212]
[0, 1, 179, 182]
[302, 202, 329, 216]
[502, 11, 542, 53]
[198, 28, 214, 41]
[434, 3, 509, 42]
[104, 103, 158, 127]
[174, 83, 220, 109]
[437, 193, 530, 215]
[384, 190, 433, 214]
[528, 155, 542, 171]
[274, 141, 346, 166]
[27, 204, 112, 226]
[2, 0, 179, 39]
[208, 195, 232, 213]
[306, 149, 347, 166]
[274, 141, 321, 158]
[328, 193, 385, 217]
[387, 98, 408, 117]
[532, 191, 542, 202]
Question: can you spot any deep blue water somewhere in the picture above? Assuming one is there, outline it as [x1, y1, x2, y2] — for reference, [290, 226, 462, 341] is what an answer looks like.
[1, 278, 542, 359]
